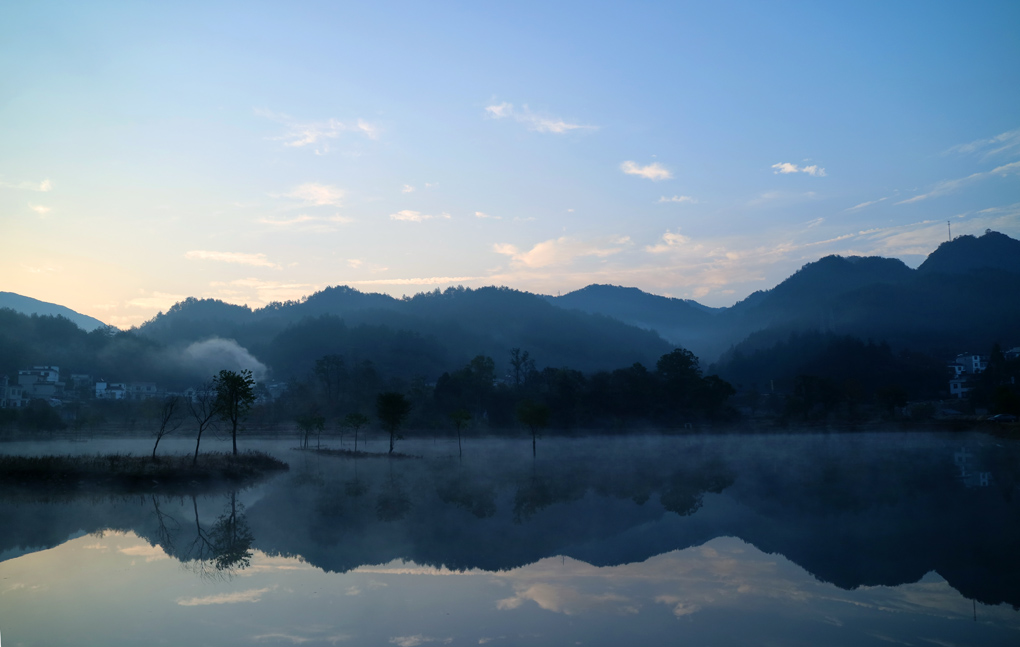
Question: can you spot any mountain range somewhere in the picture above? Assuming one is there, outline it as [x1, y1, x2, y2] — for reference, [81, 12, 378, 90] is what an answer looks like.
[3, 230, 1019, 381]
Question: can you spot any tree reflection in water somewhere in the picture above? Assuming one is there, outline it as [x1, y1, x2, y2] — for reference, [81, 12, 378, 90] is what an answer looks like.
[147, 491, 256, 579]
[1, 434, 1019, 609]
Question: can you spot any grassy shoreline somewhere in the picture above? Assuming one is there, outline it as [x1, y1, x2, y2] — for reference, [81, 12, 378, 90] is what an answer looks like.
[0, 451, 289, 495]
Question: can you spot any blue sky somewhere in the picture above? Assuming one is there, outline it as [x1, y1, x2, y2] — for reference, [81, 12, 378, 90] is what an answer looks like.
[1, 1, 1018, 327]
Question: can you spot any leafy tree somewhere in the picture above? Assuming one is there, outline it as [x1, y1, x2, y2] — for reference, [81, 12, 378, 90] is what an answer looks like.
[342, 412, 370, 452]
[376, 392, 412, 454]
[508, 348, 535, 390]
[657, 348, 704, 417]
[213, 369, 256, 455]
[209, 492, 254, 572]
[314, 354, 345, 404]
[449, 408, 471, 457]
[516, 399, 550, 457]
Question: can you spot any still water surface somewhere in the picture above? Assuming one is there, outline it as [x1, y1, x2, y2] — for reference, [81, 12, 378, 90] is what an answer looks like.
[1, 432, 1018, 646]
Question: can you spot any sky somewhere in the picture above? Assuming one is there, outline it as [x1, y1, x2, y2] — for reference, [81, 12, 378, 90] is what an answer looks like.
[1, 1, 1018, 328]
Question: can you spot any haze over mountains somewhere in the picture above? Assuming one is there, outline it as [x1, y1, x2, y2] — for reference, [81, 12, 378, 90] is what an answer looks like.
[3, 230, 1018, 384]
[0, 292, 107, 332]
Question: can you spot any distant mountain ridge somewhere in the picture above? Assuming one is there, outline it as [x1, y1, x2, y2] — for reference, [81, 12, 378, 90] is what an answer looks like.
[6, 230, 1019, 375]
[137, 285, 674, 378]
[549, 230, 1020, 362]
[0, 292, 108, 332]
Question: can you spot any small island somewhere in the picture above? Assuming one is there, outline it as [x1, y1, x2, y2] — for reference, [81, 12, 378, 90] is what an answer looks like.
[0, 451, 288, 496]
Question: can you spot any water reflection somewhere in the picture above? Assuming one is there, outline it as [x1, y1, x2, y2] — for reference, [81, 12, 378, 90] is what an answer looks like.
[1, 433, 1019, 645]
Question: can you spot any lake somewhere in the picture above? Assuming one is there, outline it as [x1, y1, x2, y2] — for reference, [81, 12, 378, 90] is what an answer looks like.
[1, 431, 1018, 646]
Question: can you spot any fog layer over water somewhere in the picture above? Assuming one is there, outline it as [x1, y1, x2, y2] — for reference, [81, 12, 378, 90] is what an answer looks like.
[1, 432, 1018, 646]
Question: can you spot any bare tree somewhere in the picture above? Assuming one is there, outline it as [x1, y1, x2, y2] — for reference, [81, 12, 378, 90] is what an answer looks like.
[151, 395, 183, 461]
[188, 384, 220, 466]
[343, 412, 370, 453]
[449, 409, 471, 458]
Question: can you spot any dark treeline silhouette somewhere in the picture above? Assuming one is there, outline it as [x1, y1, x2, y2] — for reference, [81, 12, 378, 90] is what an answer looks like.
[279, 346, 736, 438]
[712, 331, 948, 420]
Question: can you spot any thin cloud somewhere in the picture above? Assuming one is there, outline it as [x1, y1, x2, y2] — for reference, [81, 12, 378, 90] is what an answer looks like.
[475, 211, 500, 219]
[945, 128, 1020, 159]
[390, 210, 451, 222]
[209, 278, 319, 305]
[620, 161, 672, 181]
[771, 162, 827, 177]
[256, 109, 380, 148]
[282, 183, 345, 207]
[126, 291, 189, 310]
[177, 587, 272, 606]
[658, 195, 695, 204]
[389, 636, 451, 647]
[747, 190, 817, 207]
[0, 178, 52, 191]
[646, 230, 691, 254]
[185, 250, 280, 269]
[846, 197, 889, 212]
[484, 102, 595, 134]
[401, 184, 415, 193]
[493, 236, 628, 268]
[259, 214, 353, 228]
[351, 276, 480, 286]
[29, 204, 51, 215]
[390, 210, 427, 222]
[896, 160, 1020, 204]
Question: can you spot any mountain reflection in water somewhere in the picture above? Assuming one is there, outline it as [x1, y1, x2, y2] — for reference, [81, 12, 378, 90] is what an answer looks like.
[0, 433, 1018, 645]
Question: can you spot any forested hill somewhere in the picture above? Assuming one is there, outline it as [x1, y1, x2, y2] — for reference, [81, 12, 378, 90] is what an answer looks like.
[136, 286, 674, 379]
[0, 292, 107, 332]
[551, 230, 1020, 363]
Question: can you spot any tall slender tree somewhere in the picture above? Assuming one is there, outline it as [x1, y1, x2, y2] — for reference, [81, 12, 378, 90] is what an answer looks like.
[376, 392, 412, 454]
[213, 369, 256, 456]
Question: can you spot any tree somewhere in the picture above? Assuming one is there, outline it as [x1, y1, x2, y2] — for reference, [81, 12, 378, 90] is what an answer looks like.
[151, 395, 183, 461]
[508, 348, 535, 390]
[314, 354, 346, 404]
[449, 409, 472, 457]
[188, 384, 220, 466]
[296, 413, 325, 449]
[657, 348, 703, 415]
[376, 392, 412, 454]
[213, 369, 256, 456]
[342, 412, 370, 452]
[516, 399, 550, 457]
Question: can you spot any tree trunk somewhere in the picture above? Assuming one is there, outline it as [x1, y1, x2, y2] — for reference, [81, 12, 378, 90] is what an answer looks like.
[232, 420, 238, 455]
[193, 427, 204, 466]
[389, 429, 394, 454]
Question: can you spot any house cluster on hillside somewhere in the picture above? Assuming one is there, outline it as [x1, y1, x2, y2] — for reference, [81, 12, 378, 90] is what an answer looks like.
[948, 347, 1020, 399]
[0, 366, 165, 409]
